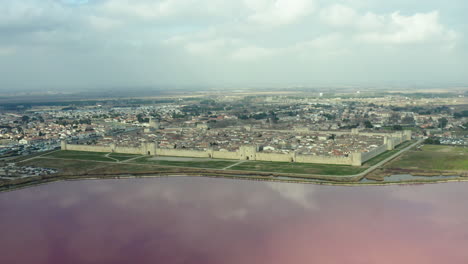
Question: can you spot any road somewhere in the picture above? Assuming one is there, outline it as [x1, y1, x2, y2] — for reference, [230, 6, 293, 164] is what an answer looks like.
[354, 138, 424, 178]
[8, 139, 423, 181]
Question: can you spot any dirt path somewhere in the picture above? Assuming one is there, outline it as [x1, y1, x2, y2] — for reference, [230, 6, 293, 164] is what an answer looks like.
[18, 149, 60, 163]
[222, 160, 247, 170]
[104, 153, 120, 162]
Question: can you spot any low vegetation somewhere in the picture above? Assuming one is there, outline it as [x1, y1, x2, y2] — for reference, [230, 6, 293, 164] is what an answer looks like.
[26, 150, 368, 176]
[385, 145, 467, 172]
[133, 156, 237, 169]
[108, 153, 141, 161]
[362, 140, 416, 166]
[21, 158, 111, 175]
[229, 160, 365, 175]
[44, 150, 118, 162]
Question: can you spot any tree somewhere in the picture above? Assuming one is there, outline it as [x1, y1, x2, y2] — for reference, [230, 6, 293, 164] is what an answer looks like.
[389, 113, 401, 123]
[364, 120, 373, 128]
[424, 137, 441, 145]
[453, 110, 468, 119]
[137, 114, 149, 123]
[438, 117, 448, 128]
[322, 113, 336, 120]
[393, 125, 403, 130]
[402, 115, 415, 125]
[21, 115, 30, 123]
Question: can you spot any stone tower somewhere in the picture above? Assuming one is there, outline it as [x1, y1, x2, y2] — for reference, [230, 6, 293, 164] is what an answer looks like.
[149, 117, 160, 129]
[141, 142, 158, 155]
[239, 145, 257, 160]
[351, 152, 362, 166]
[384, 136, 395, 150]
[403, 130, 412, 141]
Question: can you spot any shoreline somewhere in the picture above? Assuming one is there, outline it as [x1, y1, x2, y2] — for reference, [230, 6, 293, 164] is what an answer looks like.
[1, 172, 467, 193]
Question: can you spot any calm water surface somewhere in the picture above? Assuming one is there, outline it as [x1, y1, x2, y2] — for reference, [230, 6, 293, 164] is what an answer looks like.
[1, 177, 467, 264]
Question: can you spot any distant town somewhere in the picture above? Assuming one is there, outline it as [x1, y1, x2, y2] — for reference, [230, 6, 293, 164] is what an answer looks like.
[0, 88, 467, 182]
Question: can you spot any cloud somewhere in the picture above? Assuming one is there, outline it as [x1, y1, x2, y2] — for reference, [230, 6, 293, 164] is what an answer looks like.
[320, 4, 357, 26]
[0, 46, 16, 56]
[61, 0, 89, 5]
[245, 0, 315, 26]
[356, 11, 459, 45]
[230, 45, 274, 60]
[0, 1, 69, 33]
[98, 0, 173, 20]
[87, 15, 121, 31]
[320, 5, 458, 46]
[97, 0, 243, 21]
[267, 182, 318, 210]
[0, 0, 465, 90]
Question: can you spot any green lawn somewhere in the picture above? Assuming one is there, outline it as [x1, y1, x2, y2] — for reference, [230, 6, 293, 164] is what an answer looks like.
[133, 156, 237, 169]
[21, 157, 181, 175]
[387, 145, 467, 171]
[43, 150, 143, 162]
[44, 150, 117, 162]
[21, 158, 112, 175]
[229, 160, 366, 175]
[38, 150, 371, 176]
[363, 140, 416, 166]
[108, 153, 142, 161]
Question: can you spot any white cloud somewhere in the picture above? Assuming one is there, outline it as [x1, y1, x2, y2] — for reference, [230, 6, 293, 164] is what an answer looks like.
[230, 45, 274, 60]
[320, 5, 458, 46]
[356, 12, 386, 31]
[98, 0, 243, 21]
[320, 4, 357, 26]
[356, 11, 459, 45]
[290, 33, 348, 57]
[0, 46, 16, 56]
[99, 0, 171, 20]
[0, 0, 465, 89]
[87, 15, 121, 31]
[185, 38, 231, 55]
[267, 182, 318, 210]
[0, 0, 69, 31]
[245, 0, 315, 26]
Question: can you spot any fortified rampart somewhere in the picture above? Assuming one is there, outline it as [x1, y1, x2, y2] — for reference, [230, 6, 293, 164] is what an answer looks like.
[156, 148, 209, 158]
[60, 129, 411, 167]
[61, 141, 157, 155]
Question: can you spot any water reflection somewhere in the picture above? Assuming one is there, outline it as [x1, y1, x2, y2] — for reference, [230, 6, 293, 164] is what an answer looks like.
[361, 174, 460, 182]
[0, 178, 467, 264]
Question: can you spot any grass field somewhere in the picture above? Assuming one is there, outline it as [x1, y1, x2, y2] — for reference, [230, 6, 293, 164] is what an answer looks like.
[108, 153, 141, 161]
[44, 150, 118, 162]
[133, 156, 237, 169]
[363, 140, 416, 166]
[386, 145, 467, 171]
[229, 160, 365, 175]
[31, 150, 379, 176]
[21, 158, 112, 175]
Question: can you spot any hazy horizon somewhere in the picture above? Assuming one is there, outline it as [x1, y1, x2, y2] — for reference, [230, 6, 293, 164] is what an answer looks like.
[1, 0, 467, 92]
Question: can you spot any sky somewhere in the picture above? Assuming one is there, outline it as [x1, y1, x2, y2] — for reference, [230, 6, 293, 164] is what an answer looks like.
[0, 0, 467, 91]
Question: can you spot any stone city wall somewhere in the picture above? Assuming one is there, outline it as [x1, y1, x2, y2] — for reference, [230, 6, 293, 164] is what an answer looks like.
[62, 134, 413, 167]
[256, 152, 294, 162]
[295, 153, 353, 165]
[113, 146, 143, 155]
[212, 151, 239, 160]
[62, 143, 112, 153]
[156, 148, 210, 158]
[361, 144, 387, 163]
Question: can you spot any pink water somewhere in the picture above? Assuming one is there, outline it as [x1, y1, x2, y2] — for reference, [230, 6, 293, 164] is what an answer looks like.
[0, 177, 467, 264]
